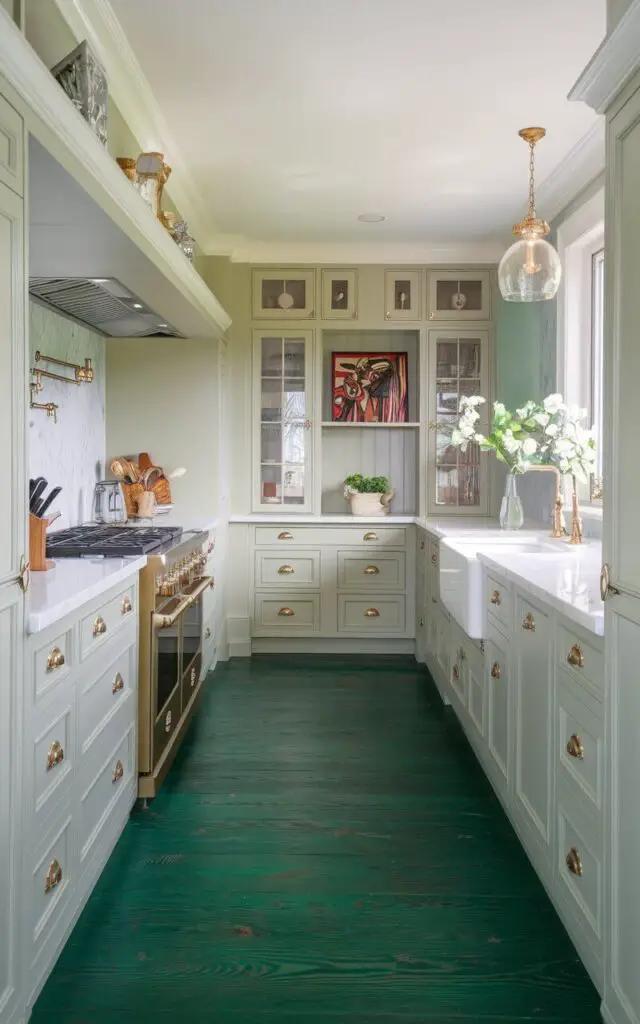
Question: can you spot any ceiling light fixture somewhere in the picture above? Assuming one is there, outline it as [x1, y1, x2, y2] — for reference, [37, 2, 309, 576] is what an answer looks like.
[498, 127, 561, 303]
[357, 213, 386, 223]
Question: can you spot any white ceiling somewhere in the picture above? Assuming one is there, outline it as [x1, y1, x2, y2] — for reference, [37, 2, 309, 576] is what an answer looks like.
[109, 0, 606, 259]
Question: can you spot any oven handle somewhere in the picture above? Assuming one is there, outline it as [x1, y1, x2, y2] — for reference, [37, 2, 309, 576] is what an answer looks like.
[152, 576, 214, 629]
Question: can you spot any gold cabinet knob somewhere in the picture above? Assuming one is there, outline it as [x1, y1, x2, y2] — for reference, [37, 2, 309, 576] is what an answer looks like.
[45, 859, 63, 893]
[428, 311, 435, 321]
[278, 607, 295, 617]
[420, 539, 425, 551]
[121, 595, 133, 615]
[567, 644, 585, 669]
[190, 666, 197, 687]
[46, 646, 65, 671]
[490, 590, 501, 606]
[452, 664, 460, 681]
[204, 627, 212, 640]
[491, 662, 501, 679]
[165, 709, 173, 733]
[419, 616, 425, 628]
[112, 672, 124, 695]
[364, 565, 380, 575]
[278, 564, 295, 575]
[363, 532, 378, 541]
[566, 847, 583, 877]
[112, 759, 124, 784]
[566, 734, 584, 760]
[93, 615, 107, 638]
[278, 531, 293, 540]
[522, 613, 536, 631]
[46, 740, 64, 770]
[459, 647, 466, 661]
[364, 608, 380, 617]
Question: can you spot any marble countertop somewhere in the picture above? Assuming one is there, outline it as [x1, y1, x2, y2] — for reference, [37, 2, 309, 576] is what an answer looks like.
[28, 556, 147, 634]
[230, 514, 417, 524]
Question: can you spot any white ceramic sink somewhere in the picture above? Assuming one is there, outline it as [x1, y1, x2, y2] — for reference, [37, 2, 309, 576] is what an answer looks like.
[439, 535, 567, 638]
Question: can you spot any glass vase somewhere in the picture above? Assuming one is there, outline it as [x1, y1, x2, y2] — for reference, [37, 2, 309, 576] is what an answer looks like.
[499, 473, 524, 530]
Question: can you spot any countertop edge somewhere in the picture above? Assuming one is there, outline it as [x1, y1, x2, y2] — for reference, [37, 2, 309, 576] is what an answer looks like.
[27, 556, 147, 635]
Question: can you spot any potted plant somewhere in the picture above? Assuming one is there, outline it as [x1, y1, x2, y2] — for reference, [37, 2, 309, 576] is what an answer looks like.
[344, 474, 395, 516]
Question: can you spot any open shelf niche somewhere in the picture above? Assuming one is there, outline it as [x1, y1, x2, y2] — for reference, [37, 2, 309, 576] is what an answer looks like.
[320, 329, 420, 515]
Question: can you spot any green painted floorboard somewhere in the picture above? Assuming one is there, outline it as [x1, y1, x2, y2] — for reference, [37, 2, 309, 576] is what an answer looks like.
[31, 655, 602, 1022]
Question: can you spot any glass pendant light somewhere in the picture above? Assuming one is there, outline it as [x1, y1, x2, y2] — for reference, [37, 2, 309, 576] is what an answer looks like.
[498, 127, 562, 302]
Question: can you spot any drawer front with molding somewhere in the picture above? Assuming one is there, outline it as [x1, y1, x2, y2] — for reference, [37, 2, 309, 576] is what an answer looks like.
[254, 525, 407, 548]
[79, 724, 135, 868]
[29, 816, 73, 967]
[79, 643, 137, 759]
[253, 594, 321, 634]
[486, 572, 511, 634]
[33, 703, 74, 827]
[79, 583, 137, 661]
[0, 93, 23, 196]
[32, 627, 74, 704]
[486, 629, 511, 785]
[338, 551, 406, 591]
[557, 624, 603, 701]
[557, 803, 602, 943]
[255, 550, 321, 589]
[338, 595, 406, 634]
[557, 673, 603, 814]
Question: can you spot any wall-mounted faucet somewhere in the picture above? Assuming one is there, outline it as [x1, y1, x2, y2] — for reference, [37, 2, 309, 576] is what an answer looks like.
[29, 382, 58, 423]
[34, 350, 93, 384]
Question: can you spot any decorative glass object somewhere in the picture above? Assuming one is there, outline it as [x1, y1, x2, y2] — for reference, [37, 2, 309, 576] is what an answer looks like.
[51, 40, 108, 147]
[499, 473, 524, 530]
[135, 152, 171, 219]
[498, 128, 562, 303]
[173, 221, 195, 263]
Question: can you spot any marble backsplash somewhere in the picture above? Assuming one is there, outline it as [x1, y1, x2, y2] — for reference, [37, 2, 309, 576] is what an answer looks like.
[29, 301, 105, 528]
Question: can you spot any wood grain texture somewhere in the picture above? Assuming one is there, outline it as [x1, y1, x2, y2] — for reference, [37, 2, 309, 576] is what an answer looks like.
[31, 655, 601, 1022]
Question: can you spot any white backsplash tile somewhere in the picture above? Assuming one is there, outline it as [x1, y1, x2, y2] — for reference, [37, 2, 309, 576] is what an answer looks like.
[29, 302, 105, 528]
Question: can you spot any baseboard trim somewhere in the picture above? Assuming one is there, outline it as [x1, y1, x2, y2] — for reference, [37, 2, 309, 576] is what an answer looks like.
[250, 638, 416, 655]
[229, 640, 252, 657]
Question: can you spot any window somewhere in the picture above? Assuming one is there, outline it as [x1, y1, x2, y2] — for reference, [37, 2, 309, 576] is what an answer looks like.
[590, 248, 604, 498]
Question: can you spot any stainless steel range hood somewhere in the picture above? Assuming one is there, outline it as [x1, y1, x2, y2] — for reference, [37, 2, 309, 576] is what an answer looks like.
[29, 277, 182, 338]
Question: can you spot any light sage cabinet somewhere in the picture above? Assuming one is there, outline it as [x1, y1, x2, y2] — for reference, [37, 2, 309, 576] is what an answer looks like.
[252, 269, 315, 319]
[427, 270, 491, 321]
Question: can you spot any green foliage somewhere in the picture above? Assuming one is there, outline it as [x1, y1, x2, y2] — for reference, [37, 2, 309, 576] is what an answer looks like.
[344, 473, 390, 494]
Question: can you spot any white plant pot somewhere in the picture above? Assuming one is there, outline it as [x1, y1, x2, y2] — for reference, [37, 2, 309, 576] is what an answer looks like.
[348, 491, 393, 517]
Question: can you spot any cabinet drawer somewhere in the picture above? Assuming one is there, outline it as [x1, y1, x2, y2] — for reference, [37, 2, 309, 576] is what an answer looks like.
[486, 630, 511, 785]
[557, 803, 602, 942]
[32, 626, 74, 703]
[557, 672, 603, 814]
[253, 594, 321, 634]
[29, 816, 73, 966]
[79, 583, 136, 660]
[338, 550, 405, 590]
[486, 572, 510, 634]
[255, 549, 321, 588]
[254, 525, 407, 547]
[557, 623, 603, 700]
[79, 643, 137, 759]
[337, 595, 406, 633]
[79, 723, 135, 867]
[33, 702, 74, 827]
[0, 93, 23, 196]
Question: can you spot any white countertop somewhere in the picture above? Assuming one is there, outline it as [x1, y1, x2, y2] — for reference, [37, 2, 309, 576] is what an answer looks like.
[28, 556, 147, 634]
[146, 513, 220, 533]
[230, 514, 417, 524]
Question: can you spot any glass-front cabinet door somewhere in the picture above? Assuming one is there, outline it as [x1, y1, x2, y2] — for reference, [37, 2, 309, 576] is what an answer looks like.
[427, 329, 490, 515]
[253, 330, 314, 512]
[252, 269, 316, 319]
[427, 270, 491, 321]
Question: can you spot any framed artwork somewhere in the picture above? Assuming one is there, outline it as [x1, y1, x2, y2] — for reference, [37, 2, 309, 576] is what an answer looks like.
[331, 352, 408, 423]
[384, 270, 421, 321]
[321, 269, 358, 319]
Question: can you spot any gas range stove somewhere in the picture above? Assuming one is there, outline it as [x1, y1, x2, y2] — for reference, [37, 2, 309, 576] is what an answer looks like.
[46, 524, 184, 558]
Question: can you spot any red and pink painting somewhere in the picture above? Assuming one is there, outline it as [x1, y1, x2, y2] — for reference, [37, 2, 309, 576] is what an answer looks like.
[331, 352, 408, 423]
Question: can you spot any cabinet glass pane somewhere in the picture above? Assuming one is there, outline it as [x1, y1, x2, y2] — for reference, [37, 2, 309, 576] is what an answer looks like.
[262, 278, 306, 311]
[284, 340, 305, 377]
[436, 278, 483, 313]
[436, 341, 458, 378]
[432, 333, 485, 509]
[262, 337, 282, 376]
[261, 464, 282, 503]
[283, 422, 305, 464]
[283, 466, 305, 504]
[284, 378, 306, 420]
[261, 379, 282, 422]
[435, 415, 456, 463]
[459, 340, 481, 377]
[261, 424, 281, 463]
[394, 279, 413, 311]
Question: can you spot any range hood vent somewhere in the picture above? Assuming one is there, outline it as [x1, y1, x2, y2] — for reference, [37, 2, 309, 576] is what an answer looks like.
[28, 277, 183, 338]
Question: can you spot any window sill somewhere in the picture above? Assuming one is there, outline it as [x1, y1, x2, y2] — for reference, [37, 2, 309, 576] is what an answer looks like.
[578, 504, 603, 521]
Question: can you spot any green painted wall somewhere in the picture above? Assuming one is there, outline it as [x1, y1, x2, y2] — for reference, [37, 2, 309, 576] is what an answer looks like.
[494, 295, 556, 408]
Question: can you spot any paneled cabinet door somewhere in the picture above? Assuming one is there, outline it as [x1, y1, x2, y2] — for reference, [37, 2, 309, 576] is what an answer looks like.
[253, 330, 314, 512]
[427, 329, 490, 515]
[252, 269, 315, 319]
[0, 179, 25, 587]
[427, 271, 491, 321]
[0, 585, 24, 1024]
[486, 631, 510, 793]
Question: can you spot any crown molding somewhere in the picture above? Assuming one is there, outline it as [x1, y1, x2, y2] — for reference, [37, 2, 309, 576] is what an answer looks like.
[569, 0, 640, 113]
[536, 120, 605, 224]
[53, 0, 217, 242]
[205, 237, 506, 265]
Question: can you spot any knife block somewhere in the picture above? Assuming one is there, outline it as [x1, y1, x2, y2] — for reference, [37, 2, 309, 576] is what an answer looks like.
[29, 513, 55, 572]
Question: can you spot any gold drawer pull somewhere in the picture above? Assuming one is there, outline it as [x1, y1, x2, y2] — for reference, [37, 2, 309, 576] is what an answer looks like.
[522, 613, 536, 631]
[112, 760, 124, 784]
[364, 608, 380, 618]
[165, 709, 173, 733]
[452, 664, 460, 681]
[567, 644, 585, 668]
[364, 565, 380, 575]
[278, 607, 295, 617]
[46, 646, 65, 671]
[121, 595, 133, 615]
[278, 531, 293, 540]
[204, 627, 212, 640]
[45, 859, 63, 893]
[490, 590, 501, 606]
[278, 564, 295, 575]
[431, 553, 438, 565]
[93, 616, 107, 638]
[419, 616, 424, 628]
[46, 741, 64, 770]
[566, 847, 583, 877]
[566, 734, 584, 760]
[491, 662, 501, 679]
[112, 672, 124, 695]
[363, 532, 378, 541]
[420, 539, 425, 551]
[190, 666, 197, 687]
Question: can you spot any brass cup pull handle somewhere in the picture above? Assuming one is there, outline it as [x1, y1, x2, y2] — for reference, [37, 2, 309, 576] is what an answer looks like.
[363, 532, 378, 541]
[431, 553, 438, 565]
[365, 608, 380, 618]
[364, 565, 380, 575]
[522, 613, 536, 631]
[566, 734, 584, 759]
[491, 662, 501, 679]
[46, 647, 65, 671]
[93, 616, 107, 638]
[165, 710, 173, 734]
[566, 847, 583, 877]
[278, 607, 295, 617]
[278, 565, 295, 575]
[112, 760, 124, 784]
[420, 540, 425, 551]
[121, 595, 133, 615]
[112, 672, 124, 695]
[204, 627, 212, 640]
[46, 741, 64, 770]
[567, 644, 585, 669]
[452, 664, 460, 681]
[278, 531, 293, 540]
[45, 859, 63, 893]
[490, 590, 501, 606]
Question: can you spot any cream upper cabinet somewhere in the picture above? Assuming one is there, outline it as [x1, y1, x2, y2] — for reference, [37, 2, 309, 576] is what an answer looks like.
[384, 270, 421, 321]
[427, 328, 490, 515]
[252, 269, 316, 319]
[0, 94, 23, 198]
[427, 271, 491, 321]
[252, 330, 314, 512]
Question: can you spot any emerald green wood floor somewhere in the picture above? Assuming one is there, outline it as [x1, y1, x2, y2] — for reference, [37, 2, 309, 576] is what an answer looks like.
[32, 655, 602, 1022]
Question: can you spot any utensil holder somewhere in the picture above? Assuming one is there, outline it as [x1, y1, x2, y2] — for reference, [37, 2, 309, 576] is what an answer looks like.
[29, 513, 55, 572]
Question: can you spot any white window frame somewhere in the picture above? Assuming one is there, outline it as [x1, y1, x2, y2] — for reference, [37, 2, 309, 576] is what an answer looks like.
[556, 187, 605, 510]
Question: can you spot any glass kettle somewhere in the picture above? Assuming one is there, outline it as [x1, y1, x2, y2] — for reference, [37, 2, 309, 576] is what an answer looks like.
[93, 480, 128, 523]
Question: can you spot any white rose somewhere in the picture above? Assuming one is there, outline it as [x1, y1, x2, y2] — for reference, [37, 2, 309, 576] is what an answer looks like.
[545, 423, 559, 436]
[522, 438, 538, 456]
[459, 421, 475, 439]
[474, 433, 486, 443]
[451, 429, 464, 446]
[533, 412, 550, 427]
[503, 431, 522, 455]
[493, 402, 506, 417]
[543, 393, 565, 414]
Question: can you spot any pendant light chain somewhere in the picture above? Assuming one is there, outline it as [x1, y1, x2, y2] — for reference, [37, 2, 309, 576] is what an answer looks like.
[528, 140, 537, 219]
